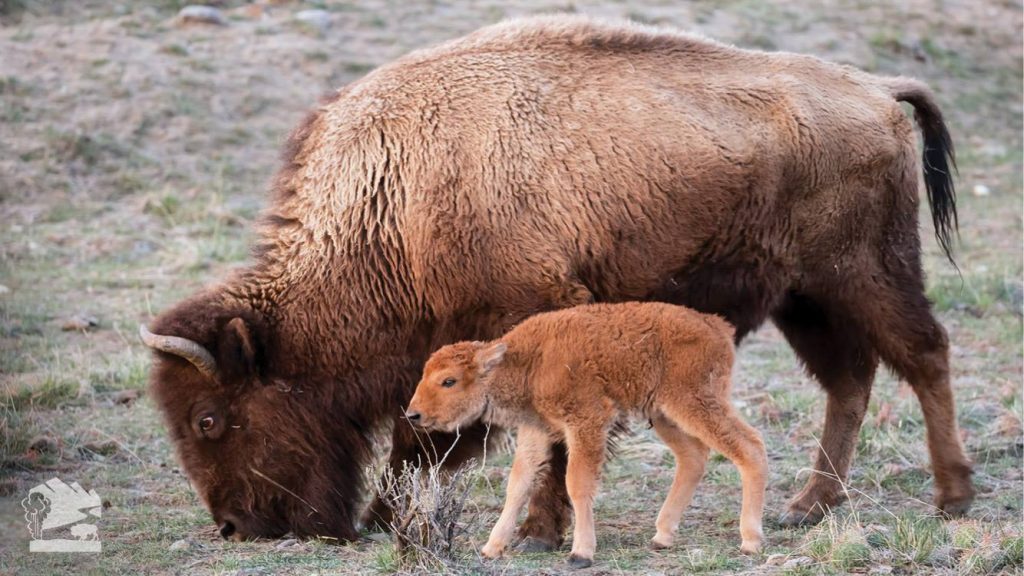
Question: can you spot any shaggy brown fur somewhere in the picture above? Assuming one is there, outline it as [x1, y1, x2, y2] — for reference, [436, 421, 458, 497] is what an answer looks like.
[142, 15, 970, 544]
[407, 302, 768, 567]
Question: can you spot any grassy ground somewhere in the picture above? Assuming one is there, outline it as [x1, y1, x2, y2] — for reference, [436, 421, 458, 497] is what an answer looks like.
[1, 0, 1021, 574]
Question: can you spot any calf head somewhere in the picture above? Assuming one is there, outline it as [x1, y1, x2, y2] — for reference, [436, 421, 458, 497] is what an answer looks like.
[406, 341, 506, 432]
[141, 295, 364, 542]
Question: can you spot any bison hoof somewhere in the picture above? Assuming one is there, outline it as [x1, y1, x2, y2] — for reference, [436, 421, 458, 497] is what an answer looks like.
[515, 536, 557, 553]
[776, 507, 824, 528]
[567, 553, 593, 569]
[938, 492, 975, 518]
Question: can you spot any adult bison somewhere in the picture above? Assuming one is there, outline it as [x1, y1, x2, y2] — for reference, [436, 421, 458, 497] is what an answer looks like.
[141, 16, 973, 544]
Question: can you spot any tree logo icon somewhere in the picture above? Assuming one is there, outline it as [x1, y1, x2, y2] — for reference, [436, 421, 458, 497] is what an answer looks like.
[21, 477, 102, 553]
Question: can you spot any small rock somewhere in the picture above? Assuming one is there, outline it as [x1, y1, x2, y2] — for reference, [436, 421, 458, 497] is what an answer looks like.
[294, 9, 331, 31]
[869, 566, 894, 575]
[972, 183, 991, 197]
[114, 389, 141, 405]
[0, 284, 9, 295]
[169, 538, 191, 551]
[782, 556, 813, 569]
[81, 440, 119, 456]
[275, 538, 299, 549]
[28, 435, 59, 454]
[765, 553, 788, 566]
[177, 5, 227, 26]
[61, 314, 98, 331]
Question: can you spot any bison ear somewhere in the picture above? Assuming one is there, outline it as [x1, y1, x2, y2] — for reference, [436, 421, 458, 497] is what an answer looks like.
[474, 342, 507, 376]
[219, 317, 259, 381]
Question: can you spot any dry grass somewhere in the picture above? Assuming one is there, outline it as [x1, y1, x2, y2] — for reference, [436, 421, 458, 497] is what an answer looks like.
[0, 1, 1020, 574]
[369, 448, 484, 573]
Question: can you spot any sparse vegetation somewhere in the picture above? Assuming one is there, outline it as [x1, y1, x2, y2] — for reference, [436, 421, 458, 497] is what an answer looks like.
[370, 450, 484, 574]
[0, 1, 1020, 574]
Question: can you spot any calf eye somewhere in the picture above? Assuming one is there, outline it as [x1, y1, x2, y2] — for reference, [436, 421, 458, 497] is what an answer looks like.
[441, 378, 457, 388]
[198, 415, 216, 433]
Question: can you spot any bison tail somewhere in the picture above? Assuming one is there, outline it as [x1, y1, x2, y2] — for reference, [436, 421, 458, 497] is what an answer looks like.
[886, 78, 959, 266]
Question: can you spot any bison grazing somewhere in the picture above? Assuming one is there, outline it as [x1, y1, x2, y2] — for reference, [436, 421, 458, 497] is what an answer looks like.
[141, 15, 971, 545]
[406, 302, 767, 567]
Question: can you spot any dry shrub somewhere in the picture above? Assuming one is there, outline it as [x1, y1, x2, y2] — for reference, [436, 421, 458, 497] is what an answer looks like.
[370, 445, 485, 573]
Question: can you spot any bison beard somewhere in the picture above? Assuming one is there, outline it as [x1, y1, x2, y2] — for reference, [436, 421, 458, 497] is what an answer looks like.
[142, 15, 972, 545]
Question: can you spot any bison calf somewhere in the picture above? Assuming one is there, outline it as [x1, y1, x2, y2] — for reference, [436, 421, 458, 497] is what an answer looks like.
[406, 302, 767, 567]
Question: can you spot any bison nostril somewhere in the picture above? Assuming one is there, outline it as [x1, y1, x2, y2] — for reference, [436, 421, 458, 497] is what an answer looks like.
[405, 410, 421, 422]
[219, 521, 236, 539]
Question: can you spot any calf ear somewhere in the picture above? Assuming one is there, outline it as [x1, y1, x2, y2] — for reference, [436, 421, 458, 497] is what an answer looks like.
[474, 342, 507, 375]
[219, 317, 259, 381]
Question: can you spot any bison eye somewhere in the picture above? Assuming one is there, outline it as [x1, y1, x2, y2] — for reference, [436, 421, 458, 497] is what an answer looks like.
[441, 377, 457, 388]
[198, 415, 216, 433]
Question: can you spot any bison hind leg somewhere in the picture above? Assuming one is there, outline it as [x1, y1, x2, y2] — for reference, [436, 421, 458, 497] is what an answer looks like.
[772, 290, 879, 526]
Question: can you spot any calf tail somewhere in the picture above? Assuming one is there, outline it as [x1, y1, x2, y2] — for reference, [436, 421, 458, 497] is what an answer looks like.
[885, 77, 959, 266]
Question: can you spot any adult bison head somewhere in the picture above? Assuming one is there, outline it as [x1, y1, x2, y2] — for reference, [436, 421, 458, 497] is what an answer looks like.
[141, 297, 369, 542]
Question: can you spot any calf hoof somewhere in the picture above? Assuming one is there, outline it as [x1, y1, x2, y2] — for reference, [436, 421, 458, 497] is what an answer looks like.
[515, 536, 557, 553]
[740, 539, 762, 555]
[481, 542, 505, 559]
[567, 553, 593, 569]
[650, 534, 673, 550]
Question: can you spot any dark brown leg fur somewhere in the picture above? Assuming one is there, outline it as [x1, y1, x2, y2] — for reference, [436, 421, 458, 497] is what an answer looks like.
[515, 441, 572, 551]
[773, 291, 879, 526]
[856, 275, 974, 516]
[775, 262, 975, 525]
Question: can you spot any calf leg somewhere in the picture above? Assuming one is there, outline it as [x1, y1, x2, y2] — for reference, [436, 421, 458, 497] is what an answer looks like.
[512, 280, 595, 552]
[564, 427, 608, 569]
[482, 427, 551, 558]
[650, 415, 709, 549]
[772, 292, 879, 526]
[663, 395, 767, 554]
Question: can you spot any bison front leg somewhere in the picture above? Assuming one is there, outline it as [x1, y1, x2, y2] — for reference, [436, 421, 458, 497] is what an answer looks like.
[362, 418, 417, 532]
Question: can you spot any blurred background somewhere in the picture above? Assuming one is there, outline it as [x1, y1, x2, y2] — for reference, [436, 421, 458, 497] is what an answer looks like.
[0, 1, 1021, 574]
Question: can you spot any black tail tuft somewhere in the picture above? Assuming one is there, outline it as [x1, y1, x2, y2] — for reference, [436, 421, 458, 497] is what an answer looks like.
[917, 102, 959, 265]
[890, 80, 959, 266]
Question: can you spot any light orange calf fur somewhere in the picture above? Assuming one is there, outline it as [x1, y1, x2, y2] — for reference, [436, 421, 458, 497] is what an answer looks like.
[407, 302, 767, 566]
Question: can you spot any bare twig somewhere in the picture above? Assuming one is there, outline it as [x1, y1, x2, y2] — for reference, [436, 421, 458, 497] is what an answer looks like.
[370, 440, 484, 573]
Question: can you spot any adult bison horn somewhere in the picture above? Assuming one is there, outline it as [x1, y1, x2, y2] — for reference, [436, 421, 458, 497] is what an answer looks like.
[139, 324, 218, 379]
